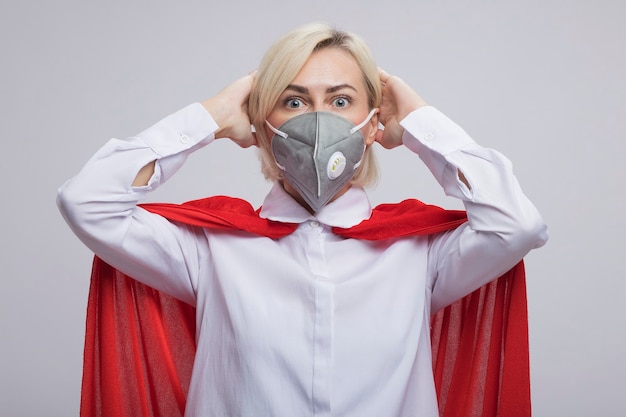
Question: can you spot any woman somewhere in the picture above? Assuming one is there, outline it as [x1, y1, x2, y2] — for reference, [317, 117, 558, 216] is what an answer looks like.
[58, 23, 548, 417]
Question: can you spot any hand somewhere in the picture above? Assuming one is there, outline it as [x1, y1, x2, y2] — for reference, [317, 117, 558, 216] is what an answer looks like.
[201, 72, 257, 148]
[375, 69, 428, 149]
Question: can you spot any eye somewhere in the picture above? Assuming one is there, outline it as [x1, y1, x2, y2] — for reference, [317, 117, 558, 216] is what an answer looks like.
[332, 96, 350, 108]
[285, 97, 303, 109]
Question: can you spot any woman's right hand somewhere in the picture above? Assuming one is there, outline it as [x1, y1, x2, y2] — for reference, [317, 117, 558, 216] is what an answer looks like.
[201, 73, 257, 148]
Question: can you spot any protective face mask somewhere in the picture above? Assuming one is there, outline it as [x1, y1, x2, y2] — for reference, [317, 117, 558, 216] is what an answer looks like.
[266, 109, 377, 213]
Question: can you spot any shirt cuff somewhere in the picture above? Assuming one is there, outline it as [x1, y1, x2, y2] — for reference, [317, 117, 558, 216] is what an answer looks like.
[400, 106, 475, 156]
[136, 102, 219, 158]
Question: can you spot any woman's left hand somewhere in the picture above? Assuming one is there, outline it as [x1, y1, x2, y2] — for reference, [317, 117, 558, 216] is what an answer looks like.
[375, 69, 428, 149]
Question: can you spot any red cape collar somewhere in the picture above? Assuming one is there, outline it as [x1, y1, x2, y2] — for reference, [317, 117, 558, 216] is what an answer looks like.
[139, 195, 468, 240]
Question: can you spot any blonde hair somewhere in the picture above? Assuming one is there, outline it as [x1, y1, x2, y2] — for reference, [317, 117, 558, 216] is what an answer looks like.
[248, 23, 381, 187]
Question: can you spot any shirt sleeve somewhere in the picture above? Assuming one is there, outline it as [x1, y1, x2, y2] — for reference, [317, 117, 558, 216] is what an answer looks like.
[400, 106, 549, 312]
[57, 103, 219, 305]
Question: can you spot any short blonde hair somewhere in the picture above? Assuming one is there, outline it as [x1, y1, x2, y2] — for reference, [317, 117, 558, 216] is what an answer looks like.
[248, 23, 381, 187]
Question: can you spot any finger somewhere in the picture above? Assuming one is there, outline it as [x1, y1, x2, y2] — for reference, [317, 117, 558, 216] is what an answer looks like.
[376, 129, 396, 149]
[246, 70, 258, 85]
[235, 131, 257, 149]
[378, 68, 392, 84]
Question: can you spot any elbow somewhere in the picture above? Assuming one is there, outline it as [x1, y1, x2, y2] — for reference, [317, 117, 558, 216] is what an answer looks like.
[56, 179, 94, 237]
[57, 181, 82, 230]
[529, 216, 549, 249]
[502, 209, 549, 254]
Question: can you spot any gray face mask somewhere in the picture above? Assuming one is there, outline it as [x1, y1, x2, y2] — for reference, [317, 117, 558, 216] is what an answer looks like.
[266, 109, 376, 213]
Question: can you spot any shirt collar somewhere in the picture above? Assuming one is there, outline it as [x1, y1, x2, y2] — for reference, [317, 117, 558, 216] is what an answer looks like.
[259, 182, 372, 228]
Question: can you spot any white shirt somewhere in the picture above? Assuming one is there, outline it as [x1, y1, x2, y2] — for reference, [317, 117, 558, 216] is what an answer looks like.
[58, 104, 548, 416]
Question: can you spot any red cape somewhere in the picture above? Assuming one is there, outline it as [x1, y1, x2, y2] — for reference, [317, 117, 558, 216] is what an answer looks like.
[81, 197, 530, 417]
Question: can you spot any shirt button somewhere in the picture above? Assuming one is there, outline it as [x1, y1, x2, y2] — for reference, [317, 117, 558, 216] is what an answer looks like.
[424, 131, 435, 141]
[179, 134, 190, 144]
[309, 220, 320, 228]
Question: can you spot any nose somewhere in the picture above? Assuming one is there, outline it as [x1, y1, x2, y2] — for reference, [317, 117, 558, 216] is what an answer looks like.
[308, 96, 327, 113]
[309, 103, 323, 113]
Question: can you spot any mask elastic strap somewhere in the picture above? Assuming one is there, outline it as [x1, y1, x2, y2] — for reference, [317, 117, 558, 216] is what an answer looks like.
[265, 120, 288, 139]
[265, 120, 288, 171]
[349, 108, 378, 135]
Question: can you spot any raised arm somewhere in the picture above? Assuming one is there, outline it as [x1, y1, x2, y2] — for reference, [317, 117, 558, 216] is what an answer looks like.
[376, 69, 548, 312]
[132, 73, 257, 187]
[57, 74, 256, 304]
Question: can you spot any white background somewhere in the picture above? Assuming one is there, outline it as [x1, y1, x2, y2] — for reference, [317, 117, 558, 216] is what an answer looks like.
[1, 1, 624, 415]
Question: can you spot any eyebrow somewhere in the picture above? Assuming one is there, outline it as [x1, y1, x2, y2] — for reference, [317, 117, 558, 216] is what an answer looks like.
[284, 83, 358, 94]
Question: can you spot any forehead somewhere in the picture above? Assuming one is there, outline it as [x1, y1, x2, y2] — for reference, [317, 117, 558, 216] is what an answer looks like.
[288, 47, 364, 91]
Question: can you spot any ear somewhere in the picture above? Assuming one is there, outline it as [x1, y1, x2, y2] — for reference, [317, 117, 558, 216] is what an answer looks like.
[364, 108, 380, 146]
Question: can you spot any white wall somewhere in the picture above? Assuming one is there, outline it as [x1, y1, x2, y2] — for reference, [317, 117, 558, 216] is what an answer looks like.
[1, 1, 624, 415]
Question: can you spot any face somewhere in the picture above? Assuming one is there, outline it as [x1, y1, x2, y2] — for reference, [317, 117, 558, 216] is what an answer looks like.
[266, 47, 378, 146]
[265, 47, 379, 211]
